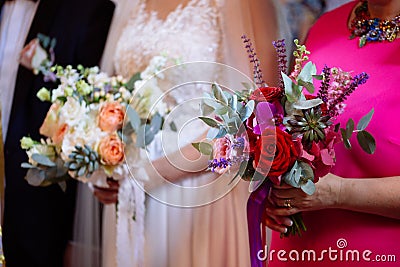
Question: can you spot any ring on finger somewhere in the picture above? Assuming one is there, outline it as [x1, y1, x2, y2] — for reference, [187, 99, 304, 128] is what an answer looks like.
[284, 199, 293, 209]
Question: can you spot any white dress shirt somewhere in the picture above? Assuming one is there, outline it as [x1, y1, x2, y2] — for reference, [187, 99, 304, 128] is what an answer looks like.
[0, 0, 38, 141]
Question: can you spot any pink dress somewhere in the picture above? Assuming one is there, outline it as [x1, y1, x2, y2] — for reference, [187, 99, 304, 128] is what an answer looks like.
[268, 1, 400, 266]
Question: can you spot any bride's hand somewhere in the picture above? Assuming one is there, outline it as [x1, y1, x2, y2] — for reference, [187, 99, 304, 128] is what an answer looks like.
[264, 173, 342, 233]
[93, 179, 119, 205]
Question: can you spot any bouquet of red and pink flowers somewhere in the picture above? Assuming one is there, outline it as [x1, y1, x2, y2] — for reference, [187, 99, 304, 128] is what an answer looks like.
[193, 37, 375, 265]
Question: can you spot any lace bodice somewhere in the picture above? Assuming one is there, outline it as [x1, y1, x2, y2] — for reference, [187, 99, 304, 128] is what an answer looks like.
[114, 0, 222, 78]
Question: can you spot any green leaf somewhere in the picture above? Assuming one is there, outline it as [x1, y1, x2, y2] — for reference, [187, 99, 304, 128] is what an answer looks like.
[169, 121, 177, 132]
[312, 74, 323, 80]
[340, 128, 351, 149]
[292, 98, 323, 110]
[126, 72, 141, 91]
[301, 180, 316, 195]
[357, 108, 374, 131]
[215, 105, 230, 116]
[345, 119, 354, 139]
[21, 162, 35, 169]
[32, 154, 56, 167]
[136, 124, 155, 148]
[298, 79, 315, 94]
[357, 130, 376, 154]
[150, 112, 163, 133]
[298, 62, 317, 83]
[198, 116, 220, 128]
[25, 168, 46, 186]
[359, 36, 366, 48]
[212, 83, 228, 105]
[200, 102, 215, 116]
[192, 141, 213, 155]
[282, 72, 297, 102]
[126, 105, 141, 132]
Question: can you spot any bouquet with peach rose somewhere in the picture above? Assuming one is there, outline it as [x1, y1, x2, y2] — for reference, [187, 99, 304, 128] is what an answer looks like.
[193, 37, 376, 267]
[21, 56, 169, 190]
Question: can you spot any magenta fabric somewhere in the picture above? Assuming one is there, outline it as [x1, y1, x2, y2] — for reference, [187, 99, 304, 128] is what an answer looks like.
[268, 1, 400, 266]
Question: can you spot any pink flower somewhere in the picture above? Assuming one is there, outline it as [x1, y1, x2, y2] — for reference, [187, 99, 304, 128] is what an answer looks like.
[212, 136, 233, 174]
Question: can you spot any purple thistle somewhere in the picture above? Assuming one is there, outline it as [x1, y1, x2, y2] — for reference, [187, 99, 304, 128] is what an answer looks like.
[317, 65, 331, 103]
[242, 35, 265, 87]
[328, 72, 369, 116]
[208, 158, 232, 172]
[272, 39, 288, 90]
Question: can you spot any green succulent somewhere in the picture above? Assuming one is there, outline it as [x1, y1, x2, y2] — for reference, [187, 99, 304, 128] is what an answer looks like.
[287, 107, 332, 145]
[65, 145, 100, 178]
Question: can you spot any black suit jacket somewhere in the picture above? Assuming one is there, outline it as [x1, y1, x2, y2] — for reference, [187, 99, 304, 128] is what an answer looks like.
[0, 0, 114, 266]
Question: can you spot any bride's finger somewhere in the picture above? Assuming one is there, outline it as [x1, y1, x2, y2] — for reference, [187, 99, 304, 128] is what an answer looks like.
[264, 215, 287, 234]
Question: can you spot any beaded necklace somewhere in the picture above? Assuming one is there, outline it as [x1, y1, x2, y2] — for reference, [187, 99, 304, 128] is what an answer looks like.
[349, 0, 400, 47]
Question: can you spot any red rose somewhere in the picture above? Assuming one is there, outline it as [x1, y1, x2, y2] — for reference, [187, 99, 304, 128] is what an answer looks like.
[250, 87, 282, 102]
[254, 127, 298, 181]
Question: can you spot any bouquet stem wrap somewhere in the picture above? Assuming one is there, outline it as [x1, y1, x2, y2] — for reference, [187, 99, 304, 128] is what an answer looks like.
[247, 180, 272, 267]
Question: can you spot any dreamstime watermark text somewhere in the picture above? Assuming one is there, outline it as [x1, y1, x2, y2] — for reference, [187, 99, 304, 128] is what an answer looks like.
[257, 238, 396, 263]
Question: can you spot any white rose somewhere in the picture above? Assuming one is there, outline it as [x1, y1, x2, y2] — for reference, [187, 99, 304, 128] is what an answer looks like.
[59, 97, 88, 126]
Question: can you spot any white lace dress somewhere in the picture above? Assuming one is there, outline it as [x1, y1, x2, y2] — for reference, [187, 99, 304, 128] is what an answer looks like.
[112, 0, 251, 266]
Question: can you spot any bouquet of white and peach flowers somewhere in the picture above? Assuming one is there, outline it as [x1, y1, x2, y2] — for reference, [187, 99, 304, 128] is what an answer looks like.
[20, 55, 169, 190]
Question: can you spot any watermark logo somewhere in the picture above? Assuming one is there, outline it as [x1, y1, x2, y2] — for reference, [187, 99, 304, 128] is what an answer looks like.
[257, 238, 396, 263]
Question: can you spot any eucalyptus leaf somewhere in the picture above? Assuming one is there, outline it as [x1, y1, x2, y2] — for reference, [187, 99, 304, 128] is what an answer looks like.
[298, 62, 317, 83]
[215, 105, 230, 116]
[299, 161, 314, 180]
[357, 130, 376, 154]
[169, 121, 177, 132]
[292, 98, 323, 110]
[212, 84, 228, 105]
[340, 128, 351, 149]
[32, 154, 56, 167]
[200, 102, 215, 116]
[126, 105, 141, 132]
[136, 124, 156, 148]
[199, 116, 220, 128]
[21, 162, 35, 169]
[150, 113, 163, 133]
[126, 72, 141, 91]
[301, 179, 316, 195]
[298, 79, 315, 94]
[192, 142, 213, 155]
[345, 119, 354, 139]
[357, 108, 374, 131]
[282, 72, 297, 103]
[312, 74, 323, 80]
[25, 168, 46, 186]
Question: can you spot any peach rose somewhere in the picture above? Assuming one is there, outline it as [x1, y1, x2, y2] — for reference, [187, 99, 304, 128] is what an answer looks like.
[40, 103, 61, 138]
[52, 123, 69, 145]
[98, 101, 125, 132]
[98, 134, 124, 166]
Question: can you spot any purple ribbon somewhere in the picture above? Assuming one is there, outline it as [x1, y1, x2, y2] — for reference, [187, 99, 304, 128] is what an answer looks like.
[247, 180, 272, 267]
